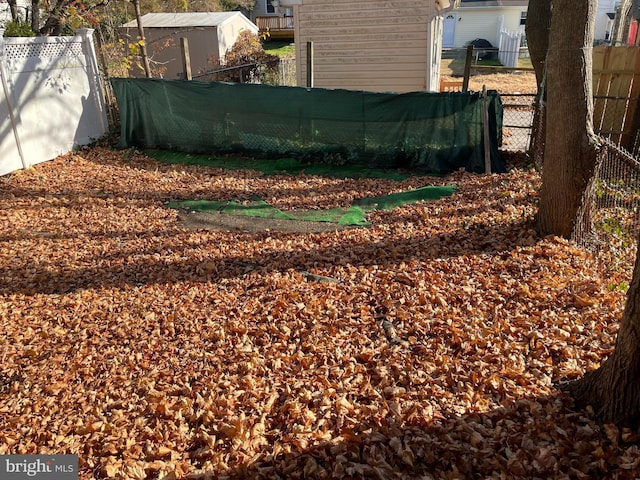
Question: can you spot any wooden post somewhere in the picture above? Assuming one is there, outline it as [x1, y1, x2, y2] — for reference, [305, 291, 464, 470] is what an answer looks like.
[482, 85, 491, 174]
[306, 41, 314, 88]
[462, 44, 473, 92]
[180, 37, 192, 81]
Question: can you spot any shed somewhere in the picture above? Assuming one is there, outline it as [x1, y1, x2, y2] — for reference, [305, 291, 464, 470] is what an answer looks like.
[279, 0, 458, 93]
[120, 12, 259, 79]
[442, 0, 527, 49]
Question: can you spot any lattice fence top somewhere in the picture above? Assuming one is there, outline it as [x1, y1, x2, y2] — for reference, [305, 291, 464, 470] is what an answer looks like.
[4, 40, 83, 60]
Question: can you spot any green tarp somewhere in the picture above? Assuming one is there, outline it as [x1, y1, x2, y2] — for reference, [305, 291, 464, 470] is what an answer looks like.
[167, 185, 456, 226]
[112, 79, 504, 175]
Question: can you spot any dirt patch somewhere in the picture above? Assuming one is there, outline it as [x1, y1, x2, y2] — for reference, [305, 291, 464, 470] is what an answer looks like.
[441, 72, 538, 94]
[177, 210, 356, 233]
[440, 57, 538, 94]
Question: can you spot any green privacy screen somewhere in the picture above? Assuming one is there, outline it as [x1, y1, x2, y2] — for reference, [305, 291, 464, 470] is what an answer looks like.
[112, 79, 504, 174]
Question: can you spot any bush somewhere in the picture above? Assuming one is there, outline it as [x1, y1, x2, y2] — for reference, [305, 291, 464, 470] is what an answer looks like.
[4, 20, 36, 37]
[205, 30, 279, 83]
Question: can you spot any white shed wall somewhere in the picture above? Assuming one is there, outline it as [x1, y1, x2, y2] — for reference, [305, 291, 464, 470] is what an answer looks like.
[217, 15, 259, 56]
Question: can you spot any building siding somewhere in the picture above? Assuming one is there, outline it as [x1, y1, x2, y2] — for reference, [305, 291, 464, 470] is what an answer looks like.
[292, 0, 438, 93]
[253, 0, 270, 18]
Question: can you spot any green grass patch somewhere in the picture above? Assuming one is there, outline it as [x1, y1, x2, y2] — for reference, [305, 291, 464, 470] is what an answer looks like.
[147, 150, 414, 181]
[263, 40, 295, 58]
[518, 57, 533, 69]
[157, 149, 455, 226]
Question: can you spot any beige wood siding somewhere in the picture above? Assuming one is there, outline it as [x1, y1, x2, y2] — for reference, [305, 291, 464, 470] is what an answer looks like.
[294, 0, 437, 93]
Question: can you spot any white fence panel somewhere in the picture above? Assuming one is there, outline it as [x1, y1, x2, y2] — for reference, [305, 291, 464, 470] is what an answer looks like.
[498, 27, 522, 68]
[0, 33, 25, 176]
[0, 28, 107, 177]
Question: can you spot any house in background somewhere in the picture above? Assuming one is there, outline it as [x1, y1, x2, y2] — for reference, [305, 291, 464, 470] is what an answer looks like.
[120, 12, 258, 79]
[252, 0, 295, 40]
[252, 0, 295, 19]
[595, 0, 620, 44]
[442, 0, 528, 49]
[610, 0, 640, 45]
[278, 0, 459, 93]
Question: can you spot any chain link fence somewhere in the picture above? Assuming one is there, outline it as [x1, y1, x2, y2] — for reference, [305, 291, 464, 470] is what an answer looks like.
[572, 139, 640, 274]
[499, 94, 536, 152]
[524, 87, 640, 259]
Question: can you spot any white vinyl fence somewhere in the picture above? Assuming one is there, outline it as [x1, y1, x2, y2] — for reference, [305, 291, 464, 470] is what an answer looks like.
[498, 27, 523, 68]
[0, 28, 108, 176]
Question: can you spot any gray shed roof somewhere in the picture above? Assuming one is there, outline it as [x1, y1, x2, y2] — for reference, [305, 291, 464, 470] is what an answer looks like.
[122, 12, 253, 28]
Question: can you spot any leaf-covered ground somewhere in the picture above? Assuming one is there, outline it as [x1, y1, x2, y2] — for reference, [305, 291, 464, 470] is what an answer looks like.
[1, 147, 639, 479]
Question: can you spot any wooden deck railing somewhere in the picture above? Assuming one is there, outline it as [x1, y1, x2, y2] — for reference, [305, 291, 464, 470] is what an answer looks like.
[256, 16, 294, 39]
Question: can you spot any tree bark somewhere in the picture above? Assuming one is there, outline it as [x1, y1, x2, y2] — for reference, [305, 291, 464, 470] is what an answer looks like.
[536, 0, 599, 238]
[7, 0, 19, 22]
[566, 232, 640, 426]
[38, 0, 65, 36]
[30, 0, 39, 33]
[525, 0, 551, 89]
[525, 0, 551, 171]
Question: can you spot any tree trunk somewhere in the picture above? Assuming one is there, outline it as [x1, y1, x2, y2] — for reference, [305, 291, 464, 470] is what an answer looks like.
[30, 0, 39, 33]
[525, 0, 551, 89]
[536, 0, 599, 238]
[132, 0, 152, 78]
[524, 0, 551, 168]
[566, 234, 640, 426]
[7, 0, 19, 22]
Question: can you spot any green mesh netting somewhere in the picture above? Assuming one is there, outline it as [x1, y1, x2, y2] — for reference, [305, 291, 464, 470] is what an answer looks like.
[112, 79, 504, 174]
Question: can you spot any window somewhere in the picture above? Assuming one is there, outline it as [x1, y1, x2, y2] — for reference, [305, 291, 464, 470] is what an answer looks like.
[266, 0, 275, 14]
[520, 11, 526, 26]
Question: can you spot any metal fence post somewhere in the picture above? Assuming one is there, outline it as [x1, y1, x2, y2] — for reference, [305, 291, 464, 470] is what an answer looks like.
[306, 41, 314, 88]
